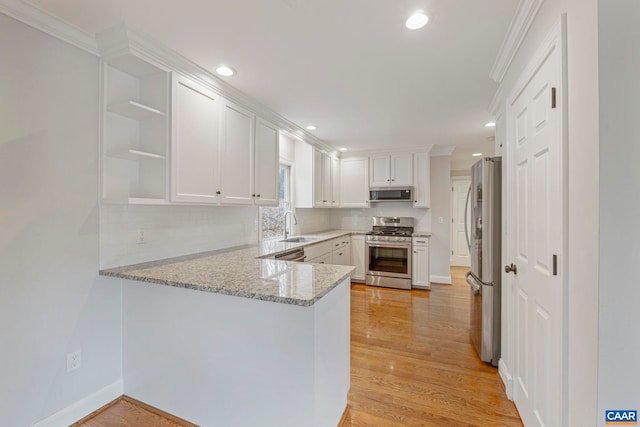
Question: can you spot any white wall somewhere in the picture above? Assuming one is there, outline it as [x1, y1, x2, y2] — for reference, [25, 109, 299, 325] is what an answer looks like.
[330, 204, 431, 232]
[598, 0, 640, 421]
[0, 14, 122, 426]
[496, 1, 600, 425]
[429, 155, 452, 283]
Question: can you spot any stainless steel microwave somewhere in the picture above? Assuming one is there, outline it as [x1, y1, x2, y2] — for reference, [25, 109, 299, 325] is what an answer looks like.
[369, 187, 413, 202]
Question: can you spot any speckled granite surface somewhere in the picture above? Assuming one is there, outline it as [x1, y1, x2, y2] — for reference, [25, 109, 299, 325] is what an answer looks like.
[100, 230, 361, 306]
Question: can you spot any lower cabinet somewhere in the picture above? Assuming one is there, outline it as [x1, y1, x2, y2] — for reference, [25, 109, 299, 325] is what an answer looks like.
[351, 235, 366, 282]
[412, 237, 430, 289]
[309, 252, 332, 264]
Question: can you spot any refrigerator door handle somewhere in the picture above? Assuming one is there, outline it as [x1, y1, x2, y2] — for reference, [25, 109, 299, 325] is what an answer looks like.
[467, 270, 494, 287]
[465, 271, 481, 294]
[464, 184, 472, 251]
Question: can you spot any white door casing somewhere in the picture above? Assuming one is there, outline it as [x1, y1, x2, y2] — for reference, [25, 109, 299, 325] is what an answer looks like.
[451, 177, 471, 267]
[506, 17, 565, 427]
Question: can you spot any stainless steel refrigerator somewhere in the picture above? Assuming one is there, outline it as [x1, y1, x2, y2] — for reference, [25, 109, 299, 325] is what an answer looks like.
[465, 157, 502, 367]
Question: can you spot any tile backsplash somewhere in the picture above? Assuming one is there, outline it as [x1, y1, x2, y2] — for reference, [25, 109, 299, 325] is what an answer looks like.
[100, 204, 259, 268]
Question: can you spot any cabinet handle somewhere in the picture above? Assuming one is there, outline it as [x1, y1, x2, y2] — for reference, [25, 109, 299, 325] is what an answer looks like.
[391, 178, 395, 181]
[257, 194, 261, 198]
[387, 179, 390, 182]
[414, 251, 416, 254]
[216, 191, 221, 195]
[252, 194, 256, 197]
[338, 253, 343, 256]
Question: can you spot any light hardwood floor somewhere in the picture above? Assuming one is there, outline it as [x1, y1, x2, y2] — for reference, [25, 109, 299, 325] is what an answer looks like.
[76, 267, 521, 426]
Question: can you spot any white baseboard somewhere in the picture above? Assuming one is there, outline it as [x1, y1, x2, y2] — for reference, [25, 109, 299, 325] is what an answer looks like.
[430, 274, 452, 284]
[498, 358, 513, 400]
[31, 380, 123, 427]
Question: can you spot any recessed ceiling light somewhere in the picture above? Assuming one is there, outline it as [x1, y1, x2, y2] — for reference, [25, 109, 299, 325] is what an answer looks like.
[472, 153, 483, 157]
[485, 122, 496, 128]
[339, 148, 348, 152]
[306, 125, 317, 131]
[405, 11, 429, 30]
[215, 65, 235, 77]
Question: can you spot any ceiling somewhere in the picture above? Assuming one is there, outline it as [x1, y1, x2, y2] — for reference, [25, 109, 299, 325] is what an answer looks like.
[28, 0, 518, 159]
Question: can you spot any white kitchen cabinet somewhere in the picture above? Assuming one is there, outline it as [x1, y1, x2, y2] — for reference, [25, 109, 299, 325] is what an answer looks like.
[309, 252, 333, 265]
[340, 157, 369, 208]
[295, 141, 336, 208]
[350, 235, 366, 282]
[369, 154, 413, 187]
[331, 156, 340, 207]
[412, 237, 430, 289]
[219, 99, 255, 205]
[102, 53, 170, 204]
[412, 152, 431, 208]
[330, 237, 351, 265]
[254, 118, 279, 206]
[171, 75, 221, 204]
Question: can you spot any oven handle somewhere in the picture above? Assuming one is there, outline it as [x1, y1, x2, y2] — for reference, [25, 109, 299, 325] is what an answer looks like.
[365, 242, 412, 248]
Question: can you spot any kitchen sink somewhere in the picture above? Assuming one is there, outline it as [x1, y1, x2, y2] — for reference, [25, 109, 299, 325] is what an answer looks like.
[280, 236, 321, 243]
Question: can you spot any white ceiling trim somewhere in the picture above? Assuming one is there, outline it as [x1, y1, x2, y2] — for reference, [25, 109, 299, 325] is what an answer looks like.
[0, 0, 98, 54]
[488, 85, 504, 116]
[341, 145, 434, 159]
[489, 0, 545, 83]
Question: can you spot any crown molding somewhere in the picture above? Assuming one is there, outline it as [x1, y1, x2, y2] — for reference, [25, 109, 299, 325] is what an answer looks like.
[429, 145, 455, 157]
[0, 0, 98, 54]
[489, 0, 544, 83]
[342, 144, 433, 159]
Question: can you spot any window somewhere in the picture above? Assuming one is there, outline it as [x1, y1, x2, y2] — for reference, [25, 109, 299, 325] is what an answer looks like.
[260, 165, 292, 240]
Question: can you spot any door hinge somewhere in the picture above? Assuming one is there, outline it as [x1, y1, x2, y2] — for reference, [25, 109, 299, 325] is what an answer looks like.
[553, 254, 558, 276]
[551, 87, 557, 109]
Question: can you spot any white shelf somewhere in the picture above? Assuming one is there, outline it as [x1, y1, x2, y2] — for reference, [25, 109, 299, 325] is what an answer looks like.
[107, 148, 166, 161]
[107, 101, 165, 120]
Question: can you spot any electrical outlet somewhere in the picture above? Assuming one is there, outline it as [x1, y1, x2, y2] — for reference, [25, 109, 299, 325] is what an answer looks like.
[136, 229, 145, 244]
[438, 217, 444, 224]
[67, 350, 81, 372]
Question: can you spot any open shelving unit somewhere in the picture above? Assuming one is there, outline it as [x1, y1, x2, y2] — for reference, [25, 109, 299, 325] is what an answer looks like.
[101, 51, 170, 204]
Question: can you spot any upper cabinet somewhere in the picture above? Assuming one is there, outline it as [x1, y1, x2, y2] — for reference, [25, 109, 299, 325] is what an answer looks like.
[369, 154, 413, 187]
[340, 157, 369, 208]
[294, 141, 337, 208]
[219, 100, 255, 205]
[254, 118, 279, 206]
[101, 53, 170, 204]
[169, 75, 279, 207]
[171, 75, 221, 204]
[413, 152, 431, 208]
[331, 156, 340, 207]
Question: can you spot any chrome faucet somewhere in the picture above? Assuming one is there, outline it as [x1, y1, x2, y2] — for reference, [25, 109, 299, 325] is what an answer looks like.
[283, 211, 298, 239]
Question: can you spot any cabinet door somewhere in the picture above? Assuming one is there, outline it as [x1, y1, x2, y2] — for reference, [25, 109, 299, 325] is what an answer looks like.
[412, 244, 430, 289]
[322, 152, 332, 206]
[171, 75, 221, 204]
[220, 100, 254, 205]
[331, 156, 340, 207]
[313, 149, 324, 207]
[331, 248, 347, 265]
[341, 157, 370, 208]
[413, 152, 430, 208]
[351, 235, 366, 281]
[316, 252, 333, 265]
[340, 238, 351, 266]
[254, 118, 279, 206]
[390, 154, 413, 186]
[370, 155, 390, 187]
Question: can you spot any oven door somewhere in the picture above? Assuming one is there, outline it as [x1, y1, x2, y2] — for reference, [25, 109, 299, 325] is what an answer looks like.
[365, 241, 412, 279]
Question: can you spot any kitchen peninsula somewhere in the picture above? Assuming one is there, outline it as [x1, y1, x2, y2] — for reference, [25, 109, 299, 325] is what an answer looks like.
[100, 231, 355, 427]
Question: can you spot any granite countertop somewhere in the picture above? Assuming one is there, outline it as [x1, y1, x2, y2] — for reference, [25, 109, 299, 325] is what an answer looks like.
[100, 230, 364, 307]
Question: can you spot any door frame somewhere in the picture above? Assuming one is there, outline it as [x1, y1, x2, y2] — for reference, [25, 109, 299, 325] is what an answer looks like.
[450, 175, 471, 267]
[503, 14, 568, 423]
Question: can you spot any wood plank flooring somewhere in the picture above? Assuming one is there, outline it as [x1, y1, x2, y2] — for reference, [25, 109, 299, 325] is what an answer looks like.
[76, 267, 521, 426]
[342, 267, 522, 426]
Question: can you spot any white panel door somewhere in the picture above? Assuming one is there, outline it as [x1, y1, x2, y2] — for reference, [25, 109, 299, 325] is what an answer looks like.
[370, 155, 390, 187]
[254, 118, 279, 206]
[451, 177, 471, 266]
[220, 100, 254, 205]
[340, 157, 369, 208]
[171, 75, 221, 204]
[508, 31, 563, 427]
[390, 154, 413, 186]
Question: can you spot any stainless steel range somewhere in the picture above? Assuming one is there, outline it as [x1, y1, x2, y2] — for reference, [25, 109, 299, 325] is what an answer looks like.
[365, 217, 414, 290]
